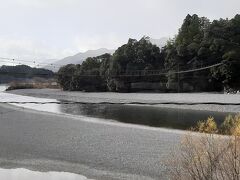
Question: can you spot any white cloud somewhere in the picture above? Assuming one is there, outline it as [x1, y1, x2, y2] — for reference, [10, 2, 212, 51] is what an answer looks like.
[0, 37, 76, 65]
[15, 0, 81, 8]
[0, 34, 126, 66]
[0, 0, 239, 66]
[73, 34, 126, 52]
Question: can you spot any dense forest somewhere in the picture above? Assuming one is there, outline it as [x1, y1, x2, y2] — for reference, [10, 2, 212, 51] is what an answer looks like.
[58, 14, 240, 92]
[0, 65, 54, 83]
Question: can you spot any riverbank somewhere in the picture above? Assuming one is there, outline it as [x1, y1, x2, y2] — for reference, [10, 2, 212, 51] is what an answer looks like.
[0, 103, 181, 180]
[8, 88, 240, 113]
[1, 88, 237, 179]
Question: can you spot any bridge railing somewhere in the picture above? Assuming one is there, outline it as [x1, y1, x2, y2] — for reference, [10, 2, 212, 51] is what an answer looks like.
[114, 62, 223, 77]
[118, 70, 167, 77]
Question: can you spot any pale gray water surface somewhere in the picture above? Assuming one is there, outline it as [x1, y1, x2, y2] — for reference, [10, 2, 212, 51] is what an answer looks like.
[0, 85, 92, 180]
[62, 103, 233, 129]
[0, 85, 235, 130]
[0, 168, 91, 180]
[0, 85, 61, 114]
[0, 85, 235, 179]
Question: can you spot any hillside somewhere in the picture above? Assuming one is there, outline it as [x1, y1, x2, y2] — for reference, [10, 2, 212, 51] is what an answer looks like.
[0, 65, 54, 84]
[45, 38, 168, 71]
[45, 48, 115, 71]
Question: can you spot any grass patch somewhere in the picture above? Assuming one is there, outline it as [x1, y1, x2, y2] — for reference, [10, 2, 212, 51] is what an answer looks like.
[6, 79, 59, 91]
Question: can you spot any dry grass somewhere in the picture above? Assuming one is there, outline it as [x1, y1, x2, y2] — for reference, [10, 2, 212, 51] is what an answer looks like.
[6, 78, 59, 91]
[166, 115, 240, 180]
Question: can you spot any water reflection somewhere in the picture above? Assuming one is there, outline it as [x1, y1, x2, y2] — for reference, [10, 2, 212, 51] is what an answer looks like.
[59, 103, 233, 130]
[0, 85, 61, 114]
[0, 85, 234, 130]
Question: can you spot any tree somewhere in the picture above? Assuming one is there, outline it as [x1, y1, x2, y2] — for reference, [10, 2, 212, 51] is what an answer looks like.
[58, 14, 240, 93]
[0, 65, 54, 84]
[57, 64, 77, 90]
[207, 15, 240, 90]
[109, 37, 164, 91]
[57, 54, 112, 91]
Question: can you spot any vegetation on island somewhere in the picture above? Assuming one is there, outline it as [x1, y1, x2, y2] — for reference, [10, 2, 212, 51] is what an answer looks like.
[58, 14, 240, 92]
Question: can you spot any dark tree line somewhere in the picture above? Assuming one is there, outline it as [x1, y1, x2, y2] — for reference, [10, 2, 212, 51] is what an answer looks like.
[58, 54, 110, 91]
[58, 14, 240, 92]
[0, 65, 54, 83]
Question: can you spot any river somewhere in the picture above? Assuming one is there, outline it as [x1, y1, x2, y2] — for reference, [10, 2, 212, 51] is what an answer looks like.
[0, 85, 236, 179]
[0, 85, 234, 130]
[0, 85, 92, 179]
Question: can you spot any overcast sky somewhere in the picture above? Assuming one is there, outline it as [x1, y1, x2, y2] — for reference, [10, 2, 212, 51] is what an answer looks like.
[0, 0, 240, 64]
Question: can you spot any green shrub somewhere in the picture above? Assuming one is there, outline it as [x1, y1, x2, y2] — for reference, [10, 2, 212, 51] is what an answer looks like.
[195, 116, 218, 133]
[220, 114, 240, 136]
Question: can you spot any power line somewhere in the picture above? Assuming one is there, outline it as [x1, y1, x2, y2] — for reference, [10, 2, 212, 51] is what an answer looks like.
[0, 62, 224, 78]
[116, 62, 223, 77]
[0, 56, 225, 71]
[172, 62, 223, 74]
[0, 71, 55, 77]
[0, 57, 62, 68]
[0, 60, 26, 66]
[0, 55, 227, 77]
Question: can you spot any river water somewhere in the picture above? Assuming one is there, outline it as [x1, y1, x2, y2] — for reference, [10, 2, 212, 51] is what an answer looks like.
[0, 85, 236, 179]
[0, 86, 91, 180]
[0, 168, 91, 180]
[0, 85, 234, 130]
[60, 103, 233, 129]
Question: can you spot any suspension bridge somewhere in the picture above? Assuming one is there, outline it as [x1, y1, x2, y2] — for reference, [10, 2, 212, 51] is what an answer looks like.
[0, 56, 225, 78]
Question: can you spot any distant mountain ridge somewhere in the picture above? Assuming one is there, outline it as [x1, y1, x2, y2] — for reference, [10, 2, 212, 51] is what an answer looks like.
[57, 48, 115, 65]
[45, 48, 115, 71]
[45, 38, 168, 71]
